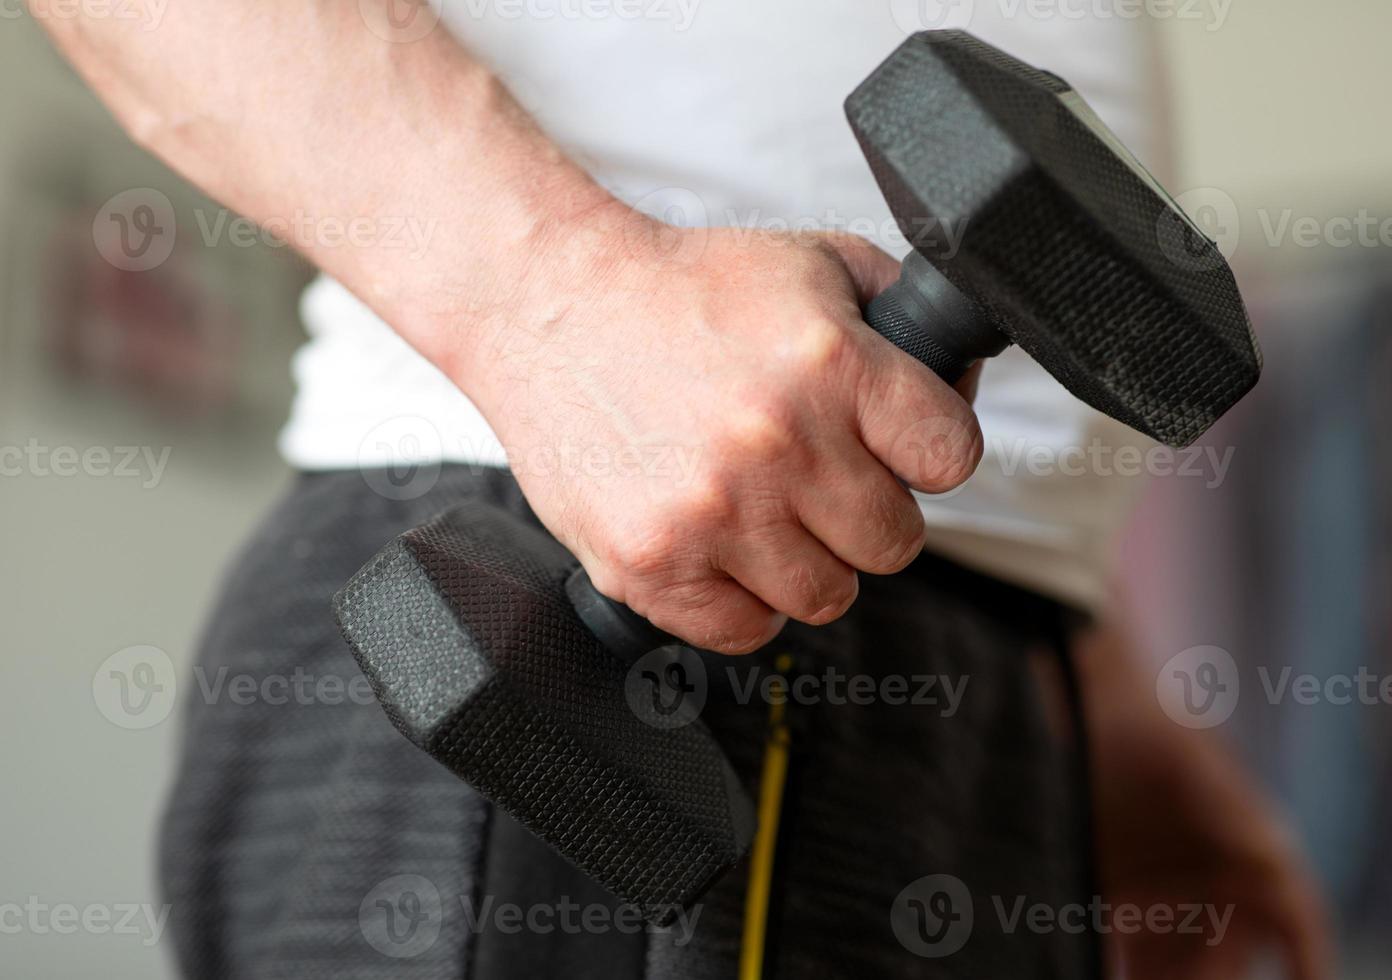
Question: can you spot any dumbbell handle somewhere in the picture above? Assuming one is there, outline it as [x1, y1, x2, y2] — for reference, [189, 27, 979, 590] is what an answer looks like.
[569, 250, 1009, 659]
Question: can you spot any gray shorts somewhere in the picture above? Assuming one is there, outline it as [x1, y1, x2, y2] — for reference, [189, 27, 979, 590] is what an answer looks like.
[159, 466, 1098, 979]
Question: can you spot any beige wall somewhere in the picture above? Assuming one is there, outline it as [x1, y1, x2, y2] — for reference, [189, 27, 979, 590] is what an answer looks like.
[1159, 0, 1392, 263]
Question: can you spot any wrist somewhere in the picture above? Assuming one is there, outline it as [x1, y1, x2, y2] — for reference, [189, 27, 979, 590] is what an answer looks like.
[417, 190, 645, 403]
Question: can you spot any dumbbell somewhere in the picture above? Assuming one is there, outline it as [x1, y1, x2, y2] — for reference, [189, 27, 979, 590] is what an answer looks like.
[334, 30, 1260, 924]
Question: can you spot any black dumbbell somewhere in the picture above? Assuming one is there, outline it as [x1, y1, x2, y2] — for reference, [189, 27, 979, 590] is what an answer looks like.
[334, 30, 1260, 924]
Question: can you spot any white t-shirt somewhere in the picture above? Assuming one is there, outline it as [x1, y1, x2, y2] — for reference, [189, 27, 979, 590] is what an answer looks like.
[280, 2, 1164, 610]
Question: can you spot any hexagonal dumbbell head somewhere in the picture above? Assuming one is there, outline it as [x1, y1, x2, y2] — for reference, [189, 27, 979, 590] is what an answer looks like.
[847, 30, 1260, 447]
[334, 500, 754, 924]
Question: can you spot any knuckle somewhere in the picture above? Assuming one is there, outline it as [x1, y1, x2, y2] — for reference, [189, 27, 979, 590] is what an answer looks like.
[647, 576, 728, 628]
[711, 615, 781, 655]
[674, 468, 739, 526]
[608, 526, 683, 581]
[784, 564, 858, 625]
[786, 318, 853, 378]
[858, 491, 926, 574]
[654, 581, 775, 654]
[721, 400, 800, 462]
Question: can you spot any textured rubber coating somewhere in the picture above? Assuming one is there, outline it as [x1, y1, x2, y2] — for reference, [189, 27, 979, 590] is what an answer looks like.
[847, 31, 1261, 447]
[334, 501, 755, 924]
[864, 286, 971, 383]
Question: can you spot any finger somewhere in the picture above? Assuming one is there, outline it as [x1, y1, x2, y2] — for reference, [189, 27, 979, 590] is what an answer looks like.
[818, 231, 903, 305]
[573, 532, 788, 656]
[854, 334, 984, 493]
[638, 574, 788, 656]
[798, 436, 926, 575]
[718, 516, 860, 626]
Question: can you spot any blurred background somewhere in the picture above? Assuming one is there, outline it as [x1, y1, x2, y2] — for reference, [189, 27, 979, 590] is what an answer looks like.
[0, 1, 1387, 976]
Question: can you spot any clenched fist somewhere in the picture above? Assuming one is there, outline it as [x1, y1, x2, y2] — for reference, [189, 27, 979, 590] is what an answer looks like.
[439, 203, 984, 653]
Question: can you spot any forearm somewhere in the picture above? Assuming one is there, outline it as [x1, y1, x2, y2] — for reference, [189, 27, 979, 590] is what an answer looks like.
[32, 2, 985, 650]
[30, 0, 616, 383]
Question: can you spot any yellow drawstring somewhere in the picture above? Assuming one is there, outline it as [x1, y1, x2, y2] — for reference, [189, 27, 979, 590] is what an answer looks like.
[738, 653, 794, 980]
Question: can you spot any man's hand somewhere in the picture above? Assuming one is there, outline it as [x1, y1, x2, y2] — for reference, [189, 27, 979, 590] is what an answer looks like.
[445, 211, 983, 653]
[30, 0, 982, 652]
[1077, 624, 1334, 980]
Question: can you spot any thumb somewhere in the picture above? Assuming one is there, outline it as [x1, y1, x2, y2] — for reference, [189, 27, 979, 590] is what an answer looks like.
[823, 232, 985, 406]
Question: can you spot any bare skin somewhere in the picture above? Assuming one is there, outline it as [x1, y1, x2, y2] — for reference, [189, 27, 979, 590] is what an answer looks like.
[31, 0, 980, 653]
[31, 5, 1331, 976]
